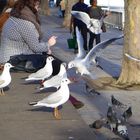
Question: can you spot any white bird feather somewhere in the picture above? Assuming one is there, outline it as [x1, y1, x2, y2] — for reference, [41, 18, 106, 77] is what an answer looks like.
[68, 34, 124, 76]
[0, 63, 14, 94]
[33, 78, 71, 108]
[71, 11, 104, 34]
[39, 63, 67, 90]
[25, 56, 54, 81]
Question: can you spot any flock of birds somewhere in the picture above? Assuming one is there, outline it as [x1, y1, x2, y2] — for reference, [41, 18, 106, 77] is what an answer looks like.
[89, 95, 132, 140]
[0, 10, 129, 139]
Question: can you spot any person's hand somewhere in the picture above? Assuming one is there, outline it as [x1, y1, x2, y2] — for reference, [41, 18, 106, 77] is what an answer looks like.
[48, 36, 57, 47]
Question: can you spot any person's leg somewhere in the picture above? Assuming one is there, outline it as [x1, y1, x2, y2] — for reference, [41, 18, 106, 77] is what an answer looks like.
[95, 34, 101, 44]
[88, 32, 95, 50]
[69, 95, 84, 109]
[80, 27, 88, 51]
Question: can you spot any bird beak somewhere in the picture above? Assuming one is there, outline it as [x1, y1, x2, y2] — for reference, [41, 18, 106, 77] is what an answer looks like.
[11, 65, 14, 68]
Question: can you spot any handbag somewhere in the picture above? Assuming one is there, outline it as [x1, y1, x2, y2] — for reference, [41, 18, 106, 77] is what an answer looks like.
[101, 22, 106, 32]
[67, 33, 77, 49]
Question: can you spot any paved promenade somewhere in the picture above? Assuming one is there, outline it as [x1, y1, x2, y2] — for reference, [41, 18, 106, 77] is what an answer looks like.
[0, 7, 140, 140]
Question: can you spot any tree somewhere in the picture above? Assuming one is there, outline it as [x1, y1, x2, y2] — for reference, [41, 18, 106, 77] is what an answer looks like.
[63, 0, 78, 27]
[117, 0, 140, 86]
[40, 0, 50, 16]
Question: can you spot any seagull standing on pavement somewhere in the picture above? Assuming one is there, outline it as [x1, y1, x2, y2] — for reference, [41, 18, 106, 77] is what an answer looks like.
[39, 63, 67, 91]
[0, 63, 14, 96]
[68, 30, 124, 76]
[29, 78, 72, 119]
[25, 56, 54, 81]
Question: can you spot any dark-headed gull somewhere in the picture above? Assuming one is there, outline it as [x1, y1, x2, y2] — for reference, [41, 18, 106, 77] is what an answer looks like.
[39, 63, 67, 90]
[0, 63, 14, 95]
[29, 77, 72, 119]
[25, 56, 54, 81]
[68, 34, 124, 76]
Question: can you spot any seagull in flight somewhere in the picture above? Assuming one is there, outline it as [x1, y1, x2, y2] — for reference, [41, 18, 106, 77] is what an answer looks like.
[71, 11, 104, 34]
[68, 32, 124, 76]
[0, 63, 14, 96]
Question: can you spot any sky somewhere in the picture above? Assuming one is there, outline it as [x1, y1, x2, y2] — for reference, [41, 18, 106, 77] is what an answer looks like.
[85, 0, 124, 7]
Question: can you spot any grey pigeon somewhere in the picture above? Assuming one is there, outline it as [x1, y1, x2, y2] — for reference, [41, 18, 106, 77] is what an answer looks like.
[111, 95, 127, 109]
[122, 106, 132, 122]
[107, 105, 118, 131]
[89, 118, 107, 129]
[116, 120, 130, 140]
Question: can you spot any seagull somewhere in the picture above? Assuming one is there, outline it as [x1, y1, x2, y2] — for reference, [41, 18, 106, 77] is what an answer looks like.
[122, 106, 132, 122]
[39, 63, 67, 91]
[68, 33, 124, 76]
[0, 63, 14, 96]
[71, 11, 104, 34]
[29, 78, 72, 119]
[111, 95, 127, 109]
[25, 56, 54, 81]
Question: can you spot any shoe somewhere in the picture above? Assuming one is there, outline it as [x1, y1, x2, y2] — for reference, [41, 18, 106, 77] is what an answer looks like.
[73, 101, 84, 109]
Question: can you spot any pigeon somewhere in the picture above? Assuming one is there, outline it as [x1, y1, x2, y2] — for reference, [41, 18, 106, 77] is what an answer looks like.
[25, 56, 54, 81]
[39, 63, 67, 91]
[71, 11, 104, 34]
[89, 118, 107, 129]
[122, 106, 132, 122]
[115, 120, 130, 140]
[0, 63, 14, 95]
[111, 95, 127, 109]
[68, 33, 124, 76]
[107, 105, 118, 131]
[29, 78, 73, 119]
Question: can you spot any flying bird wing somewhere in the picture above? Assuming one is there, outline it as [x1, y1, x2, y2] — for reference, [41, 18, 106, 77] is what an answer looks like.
[71, 11, 91, 27]
[83, 34, 124, 63]
[75, 27, 86, 59]
[71, 11, 103, 34]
